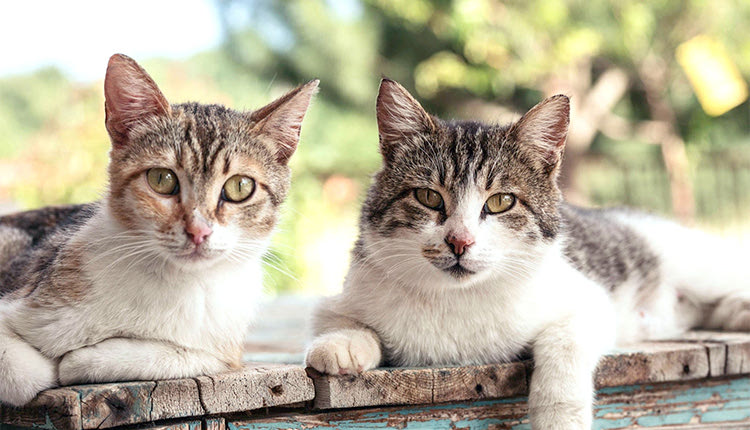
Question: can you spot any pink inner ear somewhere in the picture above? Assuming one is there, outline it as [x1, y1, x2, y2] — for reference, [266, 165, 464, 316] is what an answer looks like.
[512, 95, 570, 166]
[249, 79, 319, 163]
[376, 79, 434, 144]
[104, 54, 170, 146]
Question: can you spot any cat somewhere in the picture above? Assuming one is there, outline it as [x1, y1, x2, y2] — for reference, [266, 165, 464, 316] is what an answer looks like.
[305, 79, 749, 429]
[0, 54, 318, 407]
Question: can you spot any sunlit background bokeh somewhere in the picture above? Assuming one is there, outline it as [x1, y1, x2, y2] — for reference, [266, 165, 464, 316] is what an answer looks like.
[1, 0, 750, 295]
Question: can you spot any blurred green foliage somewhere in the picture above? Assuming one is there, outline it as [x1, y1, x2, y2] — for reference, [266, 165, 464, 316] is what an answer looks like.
[1, 0, 750, 293]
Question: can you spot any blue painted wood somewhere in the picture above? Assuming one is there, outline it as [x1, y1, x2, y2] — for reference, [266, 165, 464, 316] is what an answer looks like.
[229, 377, 750, 429]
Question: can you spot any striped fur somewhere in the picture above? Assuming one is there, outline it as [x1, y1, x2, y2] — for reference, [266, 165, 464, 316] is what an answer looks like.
[307, 79, 750, 429]
[0, 54, 317, 406]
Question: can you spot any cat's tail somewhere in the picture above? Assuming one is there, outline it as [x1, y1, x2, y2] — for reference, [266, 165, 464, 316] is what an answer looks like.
[620, 213, 750, 331]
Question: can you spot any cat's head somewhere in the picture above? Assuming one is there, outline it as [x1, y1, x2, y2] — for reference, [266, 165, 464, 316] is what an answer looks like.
[358, 79, 568, 289]
[103, 54, 317, 271]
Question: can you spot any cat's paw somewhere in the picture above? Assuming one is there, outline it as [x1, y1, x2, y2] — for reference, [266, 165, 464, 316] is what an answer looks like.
[306, 330, 381, 375]
[0, 341, 56, 406]
[708, 293, 750, 331]
[58, 347, 99, 385]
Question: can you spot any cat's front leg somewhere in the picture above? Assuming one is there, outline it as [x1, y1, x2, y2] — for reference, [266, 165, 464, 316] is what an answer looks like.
[58, 338, 232, 385]
[306, 298, 382, 375]
[306, 328, 382, 375]
[528, 313, 612, 430]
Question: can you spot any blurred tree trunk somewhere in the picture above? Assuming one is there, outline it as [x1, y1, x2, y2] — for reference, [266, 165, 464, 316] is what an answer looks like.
[544, 62, 629, 204]
[637, 55, 695, 223]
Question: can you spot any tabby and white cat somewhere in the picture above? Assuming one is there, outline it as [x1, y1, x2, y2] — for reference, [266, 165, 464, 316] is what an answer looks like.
[306, 79, 749, 428]
[0, 54, 317, 406]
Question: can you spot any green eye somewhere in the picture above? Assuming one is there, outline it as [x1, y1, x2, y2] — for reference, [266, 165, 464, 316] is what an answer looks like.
[414, 188, 444, 210]
[222, 175, 255, 202]
[146, 168, 179, 195]
[485, 193, 515, 214]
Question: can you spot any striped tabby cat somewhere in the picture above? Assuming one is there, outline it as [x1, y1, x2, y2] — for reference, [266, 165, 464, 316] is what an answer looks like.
[306, 79, 749, 429]
[0, 54, 317, 406]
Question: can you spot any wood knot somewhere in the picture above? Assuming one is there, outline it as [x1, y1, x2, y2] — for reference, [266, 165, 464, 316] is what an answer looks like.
[270, 385, 284, 396]
[475, 384, 483, 394]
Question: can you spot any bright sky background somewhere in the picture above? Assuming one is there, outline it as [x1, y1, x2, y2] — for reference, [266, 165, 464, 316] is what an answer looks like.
[0, 0, 222, 82]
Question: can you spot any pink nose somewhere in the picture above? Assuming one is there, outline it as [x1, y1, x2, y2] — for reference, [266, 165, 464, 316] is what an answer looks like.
[445, 233, 475, 256]
[185, 222, 212, 246]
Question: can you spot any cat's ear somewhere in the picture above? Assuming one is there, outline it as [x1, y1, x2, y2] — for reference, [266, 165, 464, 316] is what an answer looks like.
[249, 79, 319, 164]
[376, 78, 435, 158]
[104, 54, 171, 147]
[509, 95, 570, 171]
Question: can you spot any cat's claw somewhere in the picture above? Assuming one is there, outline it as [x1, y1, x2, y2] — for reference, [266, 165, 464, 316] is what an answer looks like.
[305, 330, 380, 376]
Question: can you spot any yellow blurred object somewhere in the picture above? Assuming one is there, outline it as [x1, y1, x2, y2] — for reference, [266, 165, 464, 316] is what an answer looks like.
[676, 35, 748, 116]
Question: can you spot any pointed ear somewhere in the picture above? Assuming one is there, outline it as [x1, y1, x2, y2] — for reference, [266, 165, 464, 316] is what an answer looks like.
[104, 54, 171, 147]
[249, 79, 319, 164]
[376, 78, 435, 157]
[509, 95, 570, 170]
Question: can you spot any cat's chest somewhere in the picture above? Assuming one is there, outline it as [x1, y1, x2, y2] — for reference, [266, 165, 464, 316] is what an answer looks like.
[356, 286, 533, 366]
[93, 266, 261, 343]
[24, 262, 263, 357]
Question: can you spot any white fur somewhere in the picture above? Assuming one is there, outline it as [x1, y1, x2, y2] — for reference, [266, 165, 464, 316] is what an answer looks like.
[0, 205, 265, 406]
[307, 190, 616, 429]
[613, 212, 750, 338]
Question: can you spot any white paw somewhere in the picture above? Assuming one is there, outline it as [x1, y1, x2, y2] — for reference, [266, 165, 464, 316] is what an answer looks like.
[58, 347, 97, 386]
[709, 293, 750, 331]
[306, 330, 381, 375]
[0, 343, 57, 406]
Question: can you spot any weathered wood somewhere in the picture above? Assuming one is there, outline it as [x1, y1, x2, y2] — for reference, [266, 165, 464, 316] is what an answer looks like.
[76, 381, 155, 429]
[4, 330, 750, 429]
[231, 376, 750, 429]
[138, 421, 202, 430]
[195, 364, 314, 414]
[1, 389, 81, 430]
[676, 331, 750, 376]
[151, 379, 205, 422]
[311, 367, 434, 409]
[432, 361, 528, 403]
[596, 342, 710, 388]
[311, 342, 716, 409]
[204, 417, 226, 430]
[0, 364, 313, 430]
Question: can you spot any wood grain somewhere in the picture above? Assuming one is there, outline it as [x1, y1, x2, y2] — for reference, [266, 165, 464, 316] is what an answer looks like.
[1, 388, 81, 430]
[195, 364, 314, 414]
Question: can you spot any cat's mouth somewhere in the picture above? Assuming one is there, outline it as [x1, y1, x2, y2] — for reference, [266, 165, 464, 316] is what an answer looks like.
[176, 245, 219, 262]
[443, 263, 475, 279]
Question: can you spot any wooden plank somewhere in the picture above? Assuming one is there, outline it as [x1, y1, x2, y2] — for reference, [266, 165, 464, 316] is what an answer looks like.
[231, 376, 750, 429]
[432, 362, 528, 403]
[596, 342, 709, 388]
[204, 417, 226, 430]
[1, 388, 81, 430]
[150, 379, 205, 422]
[195, 364, 314, 414]
[312, 362, 528, 410]
[75, 381, 155, 429]
[311, 367, 434, 409]
[311, 342, 712, 409]
[679, 331, 750, 377]
[138, 421, 202, 430]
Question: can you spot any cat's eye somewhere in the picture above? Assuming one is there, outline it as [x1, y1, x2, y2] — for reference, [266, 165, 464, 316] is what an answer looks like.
[222, 175, 255, 202]
[485, 193, 515, 214]
[414, 188, 444, 210]
[146, 168, 179, 195]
